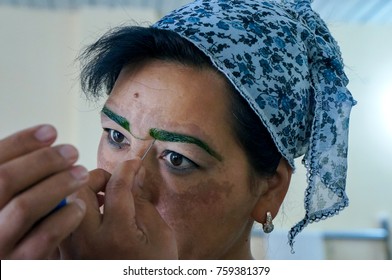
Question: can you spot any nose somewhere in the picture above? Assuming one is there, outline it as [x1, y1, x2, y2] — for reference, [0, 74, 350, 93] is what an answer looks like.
[127, 139, 159, 203]
[124, 138, 156, 161]
[140, 139, 156, 161]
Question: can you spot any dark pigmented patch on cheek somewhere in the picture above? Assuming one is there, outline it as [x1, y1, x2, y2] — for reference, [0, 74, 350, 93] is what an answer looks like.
[160, 178, 235, 221]
[133, 92, 139, 98]
[185, 179, 233, 205]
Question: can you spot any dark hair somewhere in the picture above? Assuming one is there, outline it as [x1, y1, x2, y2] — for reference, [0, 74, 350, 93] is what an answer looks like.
[79, 26, 281, 177]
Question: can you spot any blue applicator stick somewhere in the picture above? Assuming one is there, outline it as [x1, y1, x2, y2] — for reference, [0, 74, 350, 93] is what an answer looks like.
[53, 198, 67, 212]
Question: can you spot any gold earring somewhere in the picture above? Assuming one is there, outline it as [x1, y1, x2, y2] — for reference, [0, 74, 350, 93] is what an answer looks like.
[262, 211, 274, 233]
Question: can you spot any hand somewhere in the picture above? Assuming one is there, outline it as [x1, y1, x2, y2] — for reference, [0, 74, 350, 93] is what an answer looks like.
[61, 159, 178, 259]
[0, 125, 88, 259]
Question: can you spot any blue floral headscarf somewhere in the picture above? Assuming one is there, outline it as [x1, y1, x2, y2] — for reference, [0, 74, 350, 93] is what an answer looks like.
[153, 0, 356, 250]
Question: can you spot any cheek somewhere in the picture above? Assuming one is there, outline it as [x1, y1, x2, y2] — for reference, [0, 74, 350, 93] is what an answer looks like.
[155, 177, 239, 227]
[150, 174, 255, 258]
[97, 136, 119, 173]
[169, 178, 233, 207]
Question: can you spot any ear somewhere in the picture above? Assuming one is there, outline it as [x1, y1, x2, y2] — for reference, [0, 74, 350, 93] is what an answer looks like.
[251, 158, 292, 224]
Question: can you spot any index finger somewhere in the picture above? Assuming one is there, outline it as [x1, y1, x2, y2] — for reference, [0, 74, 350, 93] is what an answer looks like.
[0, 125, 57, 164]
[67, 169, 111, 236]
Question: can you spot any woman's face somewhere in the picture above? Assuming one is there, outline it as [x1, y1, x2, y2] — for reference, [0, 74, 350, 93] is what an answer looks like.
[98, 60, 266, 259]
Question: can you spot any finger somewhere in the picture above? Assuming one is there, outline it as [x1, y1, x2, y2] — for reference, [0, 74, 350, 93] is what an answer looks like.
[8, 199, 86, 259]
[85, 168, 112, 194]
[68, 169, 111, 236]
[103, 159, 142, 228]
[84, 169, 111, 207]
[0, 144, 79, 208]
[133, 173, 177, 259]
[0, 165, 89, 255]
[134, 200, 177, 259]
[0, 125, 57, 164]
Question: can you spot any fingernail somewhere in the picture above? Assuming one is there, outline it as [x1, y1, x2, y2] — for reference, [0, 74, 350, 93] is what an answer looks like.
[70, 166, 89, 181]
[59, 145, 79, 163]
[34, 125, 56, 143]
[136, 166, 145, 187]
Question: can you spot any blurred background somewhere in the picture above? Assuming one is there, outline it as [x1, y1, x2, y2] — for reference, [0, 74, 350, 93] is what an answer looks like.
[0, 0, 391, 259]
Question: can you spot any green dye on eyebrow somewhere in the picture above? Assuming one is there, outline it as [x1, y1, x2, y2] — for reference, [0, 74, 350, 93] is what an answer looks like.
[101, 106, 146, 140]
[149, 128, 222, 161]
[101, 106, 222, 160]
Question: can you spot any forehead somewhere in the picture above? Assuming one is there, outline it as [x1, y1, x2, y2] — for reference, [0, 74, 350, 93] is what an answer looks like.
[106, 61, 233, 135]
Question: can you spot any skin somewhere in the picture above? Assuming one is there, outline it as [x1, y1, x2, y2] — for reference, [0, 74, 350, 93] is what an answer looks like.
[65, 60, 292, 259]
[0, 125, 88, 259]
[0, 60, 291, 260]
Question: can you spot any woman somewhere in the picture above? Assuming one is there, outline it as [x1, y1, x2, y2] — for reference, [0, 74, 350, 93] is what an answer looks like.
[0, 0, 355, 259]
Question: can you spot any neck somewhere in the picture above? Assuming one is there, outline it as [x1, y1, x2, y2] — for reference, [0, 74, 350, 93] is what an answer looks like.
[220, 223, 255, 260]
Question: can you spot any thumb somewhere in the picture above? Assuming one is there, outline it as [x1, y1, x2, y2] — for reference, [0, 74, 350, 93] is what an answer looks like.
[103, 159, 142, 228]
[132, 170, 178, 259]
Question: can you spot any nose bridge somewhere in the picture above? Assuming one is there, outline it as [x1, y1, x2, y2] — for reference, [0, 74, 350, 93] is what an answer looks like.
[127, 138, 159, 204]
[126, 138, 155, 160]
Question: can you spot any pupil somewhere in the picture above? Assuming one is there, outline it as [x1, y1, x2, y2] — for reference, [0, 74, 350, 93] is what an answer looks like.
[170, 153, 183, 166]
[112, 131, 124, 143]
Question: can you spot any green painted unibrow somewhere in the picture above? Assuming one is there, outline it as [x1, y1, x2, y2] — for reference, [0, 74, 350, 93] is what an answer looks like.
[149, 128, 223, 161]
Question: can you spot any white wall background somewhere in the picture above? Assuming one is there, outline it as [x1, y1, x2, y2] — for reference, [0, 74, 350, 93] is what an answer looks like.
[1, 2, 391, 258]
[0, 5, 158, 169]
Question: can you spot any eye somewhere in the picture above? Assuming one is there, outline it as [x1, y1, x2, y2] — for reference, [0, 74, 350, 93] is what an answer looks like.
[110, 129, 125, 143]
[161, 150, 198, 172]
[104, 128, 130, 149]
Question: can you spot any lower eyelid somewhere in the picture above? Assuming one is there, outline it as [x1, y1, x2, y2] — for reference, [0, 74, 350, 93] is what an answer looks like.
[161, 151, 199, 169]
[162, 161, 198, 175]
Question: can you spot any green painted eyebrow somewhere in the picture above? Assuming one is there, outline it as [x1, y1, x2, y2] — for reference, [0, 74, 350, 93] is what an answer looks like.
[149, 128, 223, 161]
[101, 106, 222, 161]
[102, 106, 130, 132]
[101, 106, 145, 140]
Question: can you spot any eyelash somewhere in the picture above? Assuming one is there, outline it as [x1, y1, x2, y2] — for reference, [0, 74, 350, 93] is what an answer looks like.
[160, 150, 199, 173]
[104, 128, 199, 173]
[104, 128, 130, 150]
